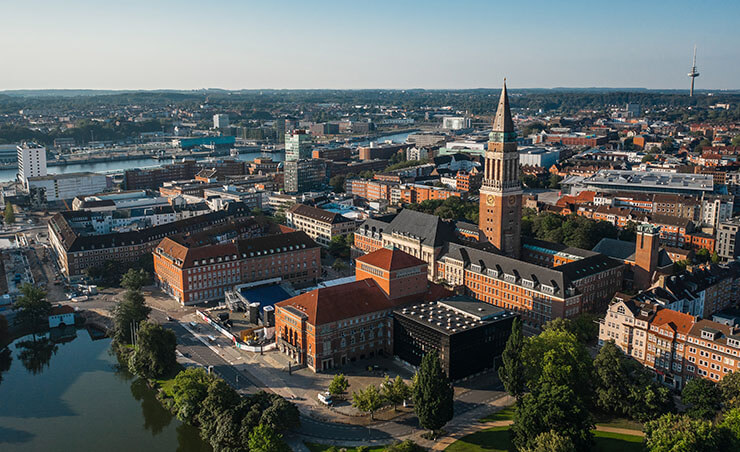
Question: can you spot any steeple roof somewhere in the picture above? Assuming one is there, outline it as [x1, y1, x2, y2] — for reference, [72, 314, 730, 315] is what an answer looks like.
[492, 79, 515, 133]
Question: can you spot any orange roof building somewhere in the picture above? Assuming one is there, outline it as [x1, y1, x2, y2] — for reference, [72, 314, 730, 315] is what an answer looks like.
[274, 247, 451, 372]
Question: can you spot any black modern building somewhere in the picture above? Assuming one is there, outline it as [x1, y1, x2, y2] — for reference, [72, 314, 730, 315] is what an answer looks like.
[393, 295, 518, 380]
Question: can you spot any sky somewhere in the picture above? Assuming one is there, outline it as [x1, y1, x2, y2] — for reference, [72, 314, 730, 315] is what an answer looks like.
[1, 0, 739, 91]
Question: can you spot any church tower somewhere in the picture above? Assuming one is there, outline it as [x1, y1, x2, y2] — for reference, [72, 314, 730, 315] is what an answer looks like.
[479, 79, 522, 258]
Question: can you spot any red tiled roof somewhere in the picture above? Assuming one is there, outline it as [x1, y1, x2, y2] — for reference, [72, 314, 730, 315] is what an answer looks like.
[276, 279, 394, 325]
[355, 247, 426, 272]
[652, 309, 695, 335]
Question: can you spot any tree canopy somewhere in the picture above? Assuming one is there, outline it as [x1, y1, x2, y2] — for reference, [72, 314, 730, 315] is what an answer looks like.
[412, 352, 454, 433]
[128, 321, 177, 379]
[14, 284, 51, 330]
[521, 211, 619, 250]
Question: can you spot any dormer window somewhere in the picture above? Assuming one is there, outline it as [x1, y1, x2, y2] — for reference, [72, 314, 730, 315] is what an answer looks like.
[701, 329, 720, 341]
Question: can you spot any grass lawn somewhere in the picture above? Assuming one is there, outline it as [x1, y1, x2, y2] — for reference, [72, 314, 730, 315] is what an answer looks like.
[304, 442, 387, 452]
[593, 430, 644, 452]
[444, 427, 644, 452]
[594, 416, 643, 431]
[478, 406, 515, 423]
[154, 365, 185, 398]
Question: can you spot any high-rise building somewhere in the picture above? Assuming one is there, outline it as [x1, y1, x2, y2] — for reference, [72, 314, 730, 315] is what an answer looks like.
[285, 130, 312, 161]
[478, 80, 522, 258]
[284, 159, 326, 193]
[17, 142, 47, 187]
[213, 114, 230, 129]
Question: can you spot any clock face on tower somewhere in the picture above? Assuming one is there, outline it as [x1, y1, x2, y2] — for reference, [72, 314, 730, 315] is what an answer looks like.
[508, 196, 516, 206]
[486, 194, 495, 206]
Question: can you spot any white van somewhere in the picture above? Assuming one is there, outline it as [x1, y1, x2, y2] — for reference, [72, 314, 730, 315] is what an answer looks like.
[318, 391, 333, 406]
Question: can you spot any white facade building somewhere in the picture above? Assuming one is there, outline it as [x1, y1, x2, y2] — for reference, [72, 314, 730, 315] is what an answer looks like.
[26, 172, 108, 203]
[519, 147, 561, 168]
[406, 147, 431, 161]
[442, 116, 471, 130]
[17, 143, 47, 185]
[213, 114, 230, 129]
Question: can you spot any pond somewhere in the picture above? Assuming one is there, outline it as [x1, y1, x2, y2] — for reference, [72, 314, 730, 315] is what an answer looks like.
[0, 327, 212, 452]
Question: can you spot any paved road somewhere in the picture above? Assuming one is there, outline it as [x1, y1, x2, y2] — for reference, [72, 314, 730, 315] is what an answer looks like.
[148, 307, 262, 395]
[147, 303, 509, 443]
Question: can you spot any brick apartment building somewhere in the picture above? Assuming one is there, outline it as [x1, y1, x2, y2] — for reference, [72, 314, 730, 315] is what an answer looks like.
[346, 179, 397, 202]
[398, 183, 462, 204]
[124, 160, 198, 190]
[153, 230, 321, 305]
[600, 293, 740, 389]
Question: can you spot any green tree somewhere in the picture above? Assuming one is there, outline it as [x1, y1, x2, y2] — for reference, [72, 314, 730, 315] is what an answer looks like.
[626, 368, 675, 422]
[328, 373, 349, 399]
[128, 321, 177, 379]
[513, 382, 594, 452]
[522, 430, 576, 452]
[694, 138, 712, 153]
[732, 135, 740, 147]
[259, 397, 300, 432]
[520, 329, 592, 394]
[121, 268, 150, 291]
[548, 174, 563, 189]
[498, 318, 525, 400]
[198, 379, 241, 443]
[719, 408, 740, 451]
[352, 384, 385, 420]
[247, 424, 290, 452]
[593, 340, 632, 416]
[513, 329, 594, 451]
[111, 289, 151, 344]
[330, 175, 346, 193]
[328, 235, 351, 258]
[14, 284, 51, 330]
[644, 413, 720, 452]
[682, 377, 722, 420]
[711, 252, 720, 264]
[719, 371, 740, 410]
[384, 440, 426, 452]
[172, 367, 214, 424]
[4, 201, 15, 224]
[331, 259, 347, 272]
[382, 375, 410, 410]
[412, 353, 454, 434]
[695, 247, 711, 263]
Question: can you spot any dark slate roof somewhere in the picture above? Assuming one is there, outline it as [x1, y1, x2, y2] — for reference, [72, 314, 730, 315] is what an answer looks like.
[387, 209, 456, 248]
[288, 203, 352, 224]
[593, 238, 636, 261]
[556, 254, 625, 282]
[50, 202, 250, 252]
[593, 237, 673, 267]
[444, 243, 571, 297]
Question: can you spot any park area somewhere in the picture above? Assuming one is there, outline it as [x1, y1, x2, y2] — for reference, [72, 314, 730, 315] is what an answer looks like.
[444, 408, 644, 452]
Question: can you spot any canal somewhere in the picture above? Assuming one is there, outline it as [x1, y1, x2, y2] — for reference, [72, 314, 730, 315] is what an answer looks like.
[0, 130, 414, 183]
[0, 329, 211, 452]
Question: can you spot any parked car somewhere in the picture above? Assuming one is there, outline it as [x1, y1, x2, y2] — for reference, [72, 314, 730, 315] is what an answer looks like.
[318, 391, 333, 406]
